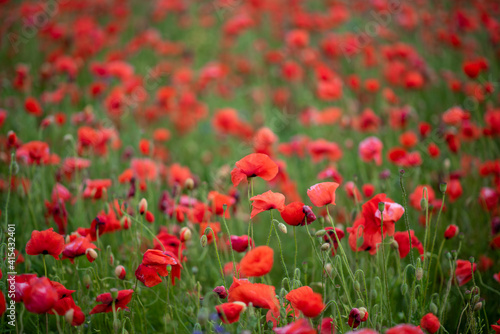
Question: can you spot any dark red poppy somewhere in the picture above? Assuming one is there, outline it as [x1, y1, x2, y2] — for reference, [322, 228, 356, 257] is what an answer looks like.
[280, 202, 316, 226]
[26, 228, 65, 259]
[135, 249, 182, 287]
[274, 319, 316, 334]
[229, 235, 253, 253]
[455, 259, 476, 286]
[394, 231, 424, 258]
[89, 289, 134, 314]
[61, 236, 98, 263]
[420, 313, 440, 334]
[23, 277, 58, 314]
[444, 225, 459, 239]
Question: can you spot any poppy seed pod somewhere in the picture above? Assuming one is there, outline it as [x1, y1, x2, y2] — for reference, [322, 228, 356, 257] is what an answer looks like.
[110, 288, 119, 299]
[139, 198, 148, 215]
[378, 201, 385, 213]
[440, 182, 447, 193]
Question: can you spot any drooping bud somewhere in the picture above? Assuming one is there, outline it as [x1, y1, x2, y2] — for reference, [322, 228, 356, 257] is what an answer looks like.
[121, 216, 131, 229]
[85, 248, 97, 263]
[473, 302, 482, 311]
[420, 197, 428, 211]
[429, 302, 438, 314]
[83, 274, 91, 289]
[321, 243, 331, 252]
[354, 281, 361, 292]
[401, 283, 408, 295]
[315, 230, 327, 237]
[180, 227, 192, 242]
[64, 309, 74, 325]
[278, 223, 287, 234]
[200, 235, 208, 247]
[139, 198, 148, 215]
[115, 265, 126, 280]
[416, 267, 424, 280]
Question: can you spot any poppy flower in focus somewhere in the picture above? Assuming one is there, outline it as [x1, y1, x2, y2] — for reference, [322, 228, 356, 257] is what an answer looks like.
[50, 296, 85, 326]
[26, 228, 65, 259]
[215, 302, 246, 324]
[420, 313, 440, 334]
[280, 202, 316, 226]
[135, 249, 182, 287]
[455, 259, 476, 286]
[231, 153, 279, 187]
[23, 277, 58, 314]
[239, 246, 274, 277]
[394, 230, 424, 258]
[249, 191, 285, 219]
[89, 289, 134, 314]
[274, 318, 316, 334]
[348, 307, 369, 328]
[307, 182, 340, 207]
[61, 236, 98, 263]
[386, 324, 424, 334]
[286, 286, 325, 318]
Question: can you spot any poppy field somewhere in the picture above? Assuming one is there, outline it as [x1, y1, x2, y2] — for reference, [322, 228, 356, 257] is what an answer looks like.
[1, 0, 500, 333]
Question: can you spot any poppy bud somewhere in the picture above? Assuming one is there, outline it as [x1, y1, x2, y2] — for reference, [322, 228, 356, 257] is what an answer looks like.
[429, 302, 438, 314]
[416, 267, 424, 280]
[213, 286, 227, 299]
[439, 182, 447, 193]
[280, 288, 287, 299]
[65, 309, 74, 325]
[85, 248, 97, 263]
[83, 274, 91, 289]
[324, 263, 333, 275]
[115, 265, 126, 280]
[139, 198, 148, 215]
[474, 302, 482, 311]
[110, 288, 119, 299]
[185, 178, 195, 190]
[7, 131, 17, 147]
[121, 216, 131, 229]
[278, 223, 287, 234]
[472, 295, 480, 304]
[354, 281, 361, 292]
[444, 159, 450, 170]
[444, 225, 459, 239]
[167, 265, 172, 272]
[378, 202, 385, 213]
[420, 198, 428, 210]
[145, 211, 155, 223]
[315, 230, 327, 237]
[401, 283, 408, 295]
[446, 252, 452, 260]
[321, 243, 331, 252]
[109, 253, 114, 266]
[200, 235, 208, 247]
[469, 256, 475, 263]
[180, 227, 192, 242]
[390, 239, 399, 249]
[113, 318, 121, 332]
[471, 286, 479, 295]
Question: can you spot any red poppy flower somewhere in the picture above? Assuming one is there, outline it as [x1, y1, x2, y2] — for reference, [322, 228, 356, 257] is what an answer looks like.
[215, 302, 246, 324]
[51, 296, 85, 326]
[359, 137, 383, 165]
[16, 141, 51, 165]
[0, 289, 5, 316]
[229, 235, 253, 253]
[323, 227, 345, 254]
[24, 97, 43, 116]
[239, 246, 274, 277]
[83, 179, 112, 200]
[492, 319, 500, 334]
[444, 225, 459, 239]
[420, 313, 440, 334]
[208, 191, 235, 218]
[307, 182, 340, 207]
[319, 317, 335, 334]
[228, 278, 279, 312]
[135, 249, 182, 287]
[23, 277, 58, 314]
[386, 324, 423, 334]
[455, 259, 476, 286]
[249, 191, 285, 218]
[394, 231, 424, 258]
[61, 236, 97, 263]
[26, 228, 65, 259]
[89, 289, 134, 314]
[280, 202, 316, 226]
[307, 139, 343, 163]
[231, 153, 279, 187]
[348, 307, 369, 328]
[409, 185, 436, 210]
[286, 286, 324, 318]
[274, 318, 316, 334]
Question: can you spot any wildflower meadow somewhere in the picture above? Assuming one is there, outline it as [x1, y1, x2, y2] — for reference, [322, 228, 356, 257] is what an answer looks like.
[1, 0, 500, 333]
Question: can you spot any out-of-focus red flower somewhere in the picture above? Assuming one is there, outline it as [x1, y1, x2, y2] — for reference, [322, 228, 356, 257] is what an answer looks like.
[394, 230, 424, 258]
[229, 235, 253, 253]
[286, 286, 324, 318]
[359, 136, 383, 165]
[239, 246, 273, 277]
[231, 153, 278, 187]
[89, 289, 134, 314]
[444, 225, 459, 239]
[307, 182, 339, 207]
[216, 302, 246, 324]
[386, 324, 424, 334]
[274, 318, 316, 334]
[135, 249, 182, 287]
[455, 259, 476, 286]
